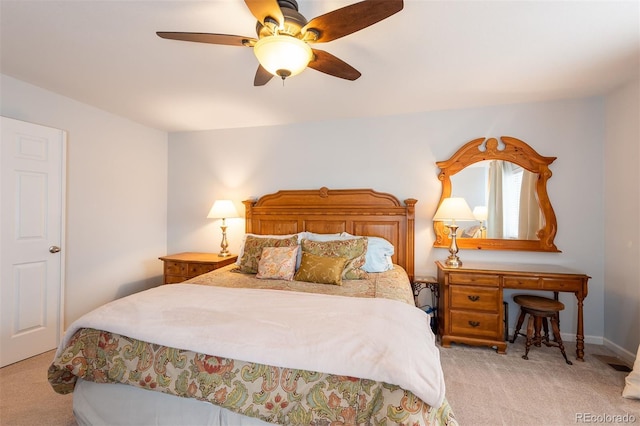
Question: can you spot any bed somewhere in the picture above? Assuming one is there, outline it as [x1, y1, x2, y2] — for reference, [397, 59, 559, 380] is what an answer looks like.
[48, 187, 457, 425]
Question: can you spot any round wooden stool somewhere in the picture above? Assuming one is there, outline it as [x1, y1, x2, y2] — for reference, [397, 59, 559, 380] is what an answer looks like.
[510, 294, 572, 365]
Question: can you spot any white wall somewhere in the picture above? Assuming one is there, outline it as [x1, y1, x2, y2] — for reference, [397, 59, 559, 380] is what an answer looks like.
[1, 75, 168, 327]
[168, 97, 606, 343]
[5, 72, 628, 354]
[604, 77, 640, 360]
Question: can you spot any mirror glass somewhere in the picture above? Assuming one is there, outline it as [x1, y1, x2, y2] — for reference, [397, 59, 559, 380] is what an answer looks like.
[450, 160, 544, 241]
[433, 136, 559, 252]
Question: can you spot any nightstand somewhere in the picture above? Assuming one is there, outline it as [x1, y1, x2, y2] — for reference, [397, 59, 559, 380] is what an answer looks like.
[159, 252, 237, 284]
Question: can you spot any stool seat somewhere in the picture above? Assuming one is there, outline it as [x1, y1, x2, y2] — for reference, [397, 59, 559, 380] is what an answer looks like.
[513, 294, 564, 312]
[510, 294, 572, 365]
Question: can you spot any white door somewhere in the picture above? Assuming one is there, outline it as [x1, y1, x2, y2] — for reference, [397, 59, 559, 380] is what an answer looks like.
[0, 116, 66, 367]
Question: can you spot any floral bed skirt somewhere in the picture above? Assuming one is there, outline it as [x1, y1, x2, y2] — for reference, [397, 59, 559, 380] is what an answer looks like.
[49, 328, 457, 425]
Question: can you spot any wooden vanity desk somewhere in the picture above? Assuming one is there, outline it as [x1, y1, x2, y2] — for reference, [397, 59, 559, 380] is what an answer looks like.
[436, 261, 590, 361]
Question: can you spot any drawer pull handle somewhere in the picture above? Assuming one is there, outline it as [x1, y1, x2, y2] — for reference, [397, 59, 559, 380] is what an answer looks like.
[468, 321, 481, 327]
[467, 295, 480, 302]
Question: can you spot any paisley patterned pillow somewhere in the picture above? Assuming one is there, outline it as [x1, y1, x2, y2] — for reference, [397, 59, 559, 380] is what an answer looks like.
[238, 235, 299, 274]
[256, 246, 299, 281]
[300, 238, 368, 279]
[294, 252, 348, 285]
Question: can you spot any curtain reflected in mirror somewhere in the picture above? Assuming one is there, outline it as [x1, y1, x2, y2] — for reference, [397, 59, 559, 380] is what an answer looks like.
[518, 168, 543, 239]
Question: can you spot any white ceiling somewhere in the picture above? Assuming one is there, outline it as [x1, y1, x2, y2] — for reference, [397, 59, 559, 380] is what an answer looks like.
[1, 1, 638, 132]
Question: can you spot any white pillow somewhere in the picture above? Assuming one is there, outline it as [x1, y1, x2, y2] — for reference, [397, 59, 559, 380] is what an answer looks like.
[304, 232, 343, 242]
[340, 233, 395, 273]
[623, 345, 640, 399]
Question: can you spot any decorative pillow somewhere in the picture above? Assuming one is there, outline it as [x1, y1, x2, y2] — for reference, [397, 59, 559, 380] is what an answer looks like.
[300, 238, 368, 279]
[256, 246, 299, 281]
[461, 225, 481, 238]
[236, 233, 305, 266]
[339, 233, 395, 273]
[294, 252, 348, 286]
[237, 235, 299, 274]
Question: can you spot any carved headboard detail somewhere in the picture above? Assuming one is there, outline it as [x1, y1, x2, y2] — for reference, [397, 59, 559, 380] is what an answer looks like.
[243, 187, 417, 281]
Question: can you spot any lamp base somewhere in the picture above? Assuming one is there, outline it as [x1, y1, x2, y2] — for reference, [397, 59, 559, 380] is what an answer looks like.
[219, 223, 230, 258]
[444, 255, 463, 268]
[445, 224, 463, 268]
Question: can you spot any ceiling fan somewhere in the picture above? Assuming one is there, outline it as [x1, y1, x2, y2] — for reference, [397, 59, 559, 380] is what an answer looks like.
[157, 0, 403, 86]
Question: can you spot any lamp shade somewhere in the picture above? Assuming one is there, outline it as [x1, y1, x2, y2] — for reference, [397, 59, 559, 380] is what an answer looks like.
[433, 198, 476, 223]
[207, 200, 239, 219]
[253, 35, 313, 78]
[473, 206, 488, 221]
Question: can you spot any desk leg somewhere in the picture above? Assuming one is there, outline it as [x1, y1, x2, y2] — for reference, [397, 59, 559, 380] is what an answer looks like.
[576, 292, 585, 361]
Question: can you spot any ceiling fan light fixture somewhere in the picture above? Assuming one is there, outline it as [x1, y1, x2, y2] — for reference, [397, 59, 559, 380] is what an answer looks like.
[253, 35, 312, 79]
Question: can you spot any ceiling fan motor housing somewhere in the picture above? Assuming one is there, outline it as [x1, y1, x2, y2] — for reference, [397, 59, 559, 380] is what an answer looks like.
[256, 0, 308, 39]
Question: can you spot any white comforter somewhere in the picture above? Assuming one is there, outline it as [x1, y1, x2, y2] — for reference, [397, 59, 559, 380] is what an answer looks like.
[58, 284, 446, 408]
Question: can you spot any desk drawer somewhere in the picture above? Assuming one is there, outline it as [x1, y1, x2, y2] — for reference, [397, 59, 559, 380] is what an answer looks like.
[504, 276, 584, 292]
[450, 310, 501, 339]
[448, 273, 499, 287]
[450, 285, 500, 311]
[504, 276, 540, 289]
[541, 278, 582, 292]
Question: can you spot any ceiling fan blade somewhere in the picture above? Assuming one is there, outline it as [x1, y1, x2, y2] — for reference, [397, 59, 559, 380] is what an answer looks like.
[157, 32, 256, 47]
[308, 49, 361, 81]
[244, 0, 284, 27]
[302, 0, 403, 43]
[254, 65, 275, 86]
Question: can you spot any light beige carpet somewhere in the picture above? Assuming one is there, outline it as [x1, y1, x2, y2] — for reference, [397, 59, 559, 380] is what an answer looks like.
[440, 339, 639, 425]
[0, 350, 75, 426]
[0, 340, 638, 425]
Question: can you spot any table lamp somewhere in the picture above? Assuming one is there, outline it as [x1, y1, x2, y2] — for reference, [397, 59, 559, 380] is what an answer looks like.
[433, 197, 476, 267]
[207, 200, 239, 256]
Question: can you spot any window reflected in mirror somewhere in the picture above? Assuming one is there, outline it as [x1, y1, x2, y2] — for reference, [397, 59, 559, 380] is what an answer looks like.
[450, 160, 544, 241]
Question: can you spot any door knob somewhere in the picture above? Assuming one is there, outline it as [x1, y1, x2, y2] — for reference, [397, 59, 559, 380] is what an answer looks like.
[49, 246, 61, 253]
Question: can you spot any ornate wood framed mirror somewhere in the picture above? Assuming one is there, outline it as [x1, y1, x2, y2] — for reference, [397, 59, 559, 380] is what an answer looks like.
[433, 136, 560, 252]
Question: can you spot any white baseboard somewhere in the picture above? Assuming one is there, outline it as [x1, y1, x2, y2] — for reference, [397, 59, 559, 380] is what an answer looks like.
[602, 338, 637, 366]
[558, 332, 603, 345]
[507, 328, 603, 345]
[507, 327, 636, 366]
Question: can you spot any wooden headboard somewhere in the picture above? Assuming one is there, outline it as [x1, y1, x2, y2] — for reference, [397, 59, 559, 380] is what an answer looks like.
[243, 187, 417, 281]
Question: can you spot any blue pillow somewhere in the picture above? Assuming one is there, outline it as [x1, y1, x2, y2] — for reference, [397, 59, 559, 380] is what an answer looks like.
[340, 233, 394, 273]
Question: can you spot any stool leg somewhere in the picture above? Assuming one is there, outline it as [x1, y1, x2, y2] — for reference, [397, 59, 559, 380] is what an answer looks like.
[511, 308, 526, 343]
[542, 317, 550, 343]
[534, 316, 543, 347]
[523, 315, 535, 360]
[550, 314, 573, 365]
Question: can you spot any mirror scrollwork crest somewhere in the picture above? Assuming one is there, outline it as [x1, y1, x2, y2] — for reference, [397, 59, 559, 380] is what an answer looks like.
[433, 136, 560, 252]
